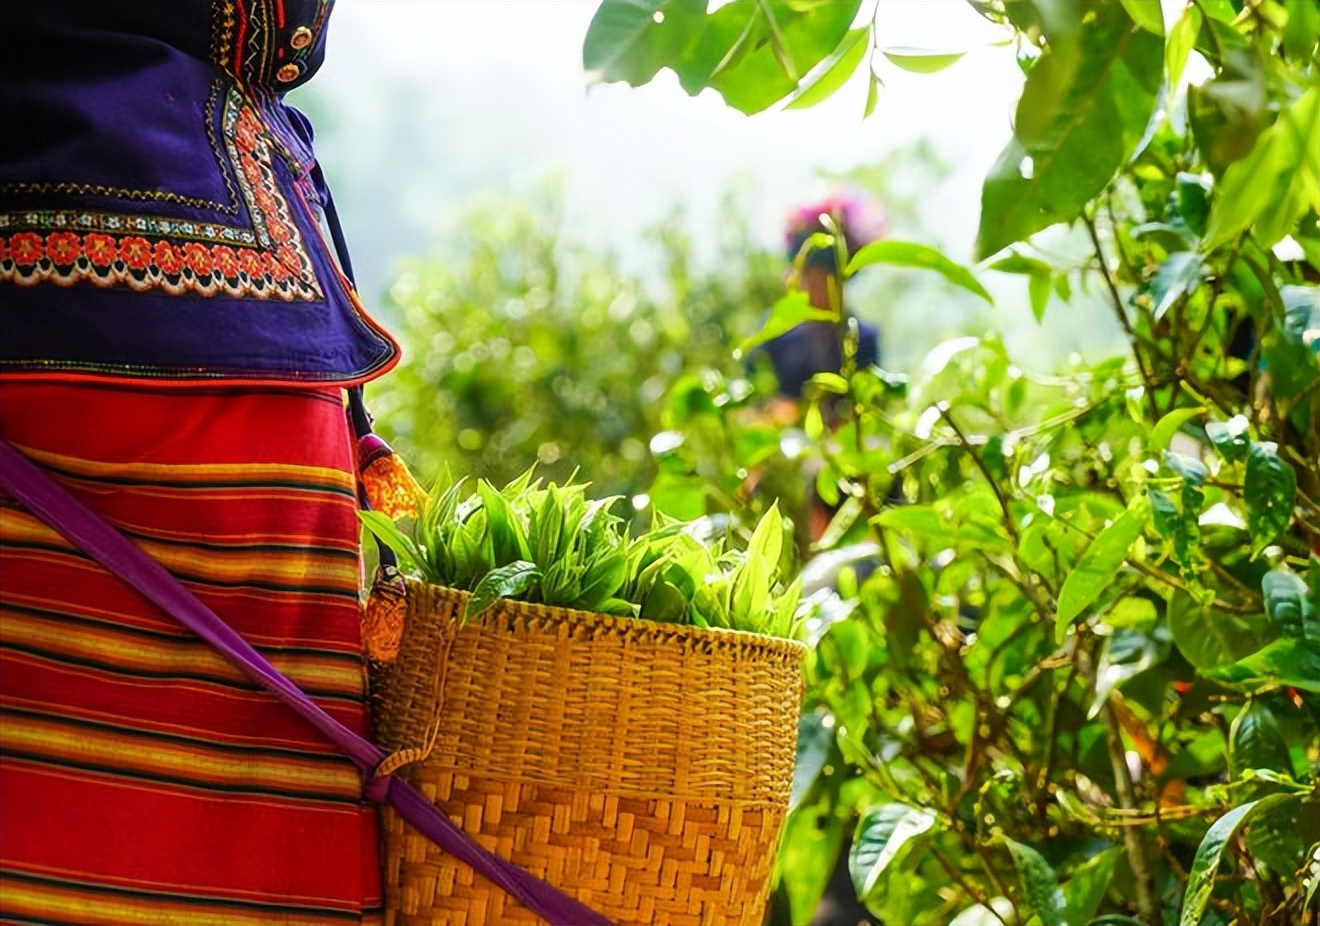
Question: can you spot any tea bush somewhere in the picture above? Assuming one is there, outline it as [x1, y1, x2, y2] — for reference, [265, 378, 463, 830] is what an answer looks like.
[367, 188, 783, 498]
[585, 1, 1320, 924]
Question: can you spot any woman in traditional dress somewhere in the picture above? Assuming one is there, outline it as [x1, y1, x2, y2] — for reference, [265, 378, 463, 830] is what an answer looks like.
[0, 3, 400, 922]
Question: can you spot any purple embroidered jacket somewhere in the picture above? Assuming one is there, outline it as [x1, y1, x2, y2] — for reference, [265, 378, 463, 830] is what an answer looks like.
[0, 0, 399, 384]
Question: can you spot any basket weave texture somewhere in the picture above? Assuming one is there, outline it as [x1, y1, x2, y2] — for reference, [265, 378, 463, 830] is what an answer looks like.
[372, 581, 806, 926]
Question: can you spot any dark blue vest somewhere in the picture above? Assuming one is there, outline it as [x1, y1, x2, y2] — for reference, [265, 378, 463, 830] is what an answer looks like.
[0, 1, 399, 384]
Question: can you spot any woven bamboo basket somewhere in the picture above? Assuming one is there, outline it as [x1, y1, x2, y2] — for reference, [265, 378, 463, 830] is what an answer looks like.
[370, 581, 807, 926]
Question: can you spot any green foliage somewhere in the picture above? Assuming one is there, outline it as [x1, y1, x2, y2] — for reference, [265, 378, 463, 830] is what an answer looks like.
[369, 189, 782, 499]
[1061, 846, 1122, 925]
[583, 1, 1320, 923]
[845, 240, 992, 304]
[583, 0, 862, 114]
[1245, 442, 1299, 556]
[1202, 86, 1320, 253]
[849, 803, 938, 904]
[1180, 795, 1301, 926]
[1006, 837, 1067, 926]
[880, 47, 966, 74]
[786, 27, 869, 110]
[1056, 495, 1151, 641]
[362, 469, 808, 637]
[739, 290, 833, 354]
[581, 0, 709, 89]
[977, 0, 1164, 259]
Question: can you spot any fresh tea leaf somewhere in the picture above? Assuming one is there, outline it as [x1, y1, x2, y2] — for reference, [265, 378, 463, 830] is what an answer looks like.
[640, 578, 688, 623]
[1206, 637, 1320, 693]
[1263, 568, 1313, 639]
[733, 503, 784, 626]
[1229, 700, 1293, 778]
[738, 290, 835, 354]
[1150, 407, 1205, 451]
[1056, 495, 1150, 640]
[1244, 442, 1297, 556]
[1247, 800, 1308, 878]
[464, 560, 542, 624]
[1203, 86, 1320, 251]
[1180, 795, 1299, 926]
[1167, 591, 1275, 671]
[1061, 846, 1121, 926]
[478, 479, 531, 565]
[786, 27, 868, 110]
[1205, 416, 1250, 463]
[1149, 252, 1204, 320]
[975, 3, 1163, 258]
[881, 46, 966, 74]
[1006, 838, 1067, 926]
[849, 804, 938, 901]
[581, 0, 706, 87]
[575, 551, 630, 611]
[846, 240, 992, 303]
[1166, 2, 1201, 88]
[359, 510, 425, 575]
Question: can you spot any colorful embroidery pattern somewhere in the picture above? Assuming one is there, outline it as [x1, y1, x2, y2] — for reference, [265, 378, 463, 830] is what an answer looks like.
[212, 0, 333, 91]
[0, 85, 322, 301]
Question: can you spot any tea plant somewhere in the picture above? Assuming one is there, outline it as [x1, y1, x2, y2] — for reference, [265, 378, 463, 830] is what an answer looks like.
[625, 503, 806, 639]
[361, 470, 808, 639]
[586, 1, 1320, 924]
[367, 190, 783, 497]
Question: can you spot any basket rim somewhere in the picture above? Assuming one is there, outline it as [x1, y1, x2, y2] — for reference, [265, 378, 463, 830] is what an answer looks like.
[404, 578, 809, 659]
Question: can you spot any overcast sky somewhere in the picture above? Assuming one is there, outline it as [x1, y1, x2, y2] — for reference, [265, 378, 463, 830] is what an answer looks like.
[299, 1, 1026, 301]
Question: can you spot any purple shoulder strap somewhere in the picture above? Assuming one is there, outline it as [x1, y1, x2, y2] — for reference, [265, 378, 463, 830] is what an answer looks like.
[0, 439, 610, 926]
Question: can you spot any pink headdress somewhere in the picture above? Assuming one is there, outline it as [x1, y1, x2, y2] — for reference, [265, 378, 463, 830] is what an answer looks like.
[784, 191, 888, 266]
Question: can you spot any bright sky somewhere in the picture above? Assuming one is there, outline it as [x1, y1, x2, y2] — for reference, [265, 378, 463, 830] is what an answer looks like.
[302, 1, 1026, 300]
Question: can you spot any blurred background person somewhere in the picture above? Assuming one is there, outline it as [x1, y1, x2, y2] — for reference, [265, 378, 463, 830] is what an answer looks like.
[758, 192, 887, 429]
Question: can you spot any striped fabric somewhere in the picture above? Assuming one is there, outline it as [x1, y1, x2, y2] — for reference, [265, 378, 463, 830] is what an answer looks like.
[0, 381, 382, 925]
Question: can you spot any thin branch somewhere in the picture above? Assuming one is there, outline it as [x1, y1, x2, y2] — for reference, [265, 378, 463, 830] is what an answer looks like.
[1284, 447, 1320, 487]
[932, 847, 1010, 926]
[1206, 558, 1263, 605]
[1153, 774, 1190, 888]
[1084, 213, 1160, 417]
[1124, 557, 1260, 615]
[985, 556, 1057, 627]
[1288, 369, 1320, 409]
[938, 404, 1018, 542]
[886, 402, 1104, 475]
[1105, 192, 1141, 284]
[1103, 704, 1163, 926]
[1247, 336, 1270, 435]
[984, 607, 1052, 684]
[1046, 509, 1260, 614]
[1168, 245, 1241, 416]
[951, 822, 1015, 902]
[1004, 646, 1074, 711]
[1036, 640, 1084, 821]
[1178, 371, 1239, 417]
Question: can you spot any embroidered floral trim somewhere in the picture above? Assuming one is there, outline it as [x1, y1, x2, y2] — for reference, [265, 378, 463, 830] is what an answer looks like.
[0, 85, 321, 301]
[0, 211, 261, 247]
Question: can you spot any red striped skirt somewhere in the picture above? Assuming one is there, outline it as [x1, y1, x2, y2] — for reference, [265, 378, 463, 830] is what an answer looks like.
[0, 381, 382, 925]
